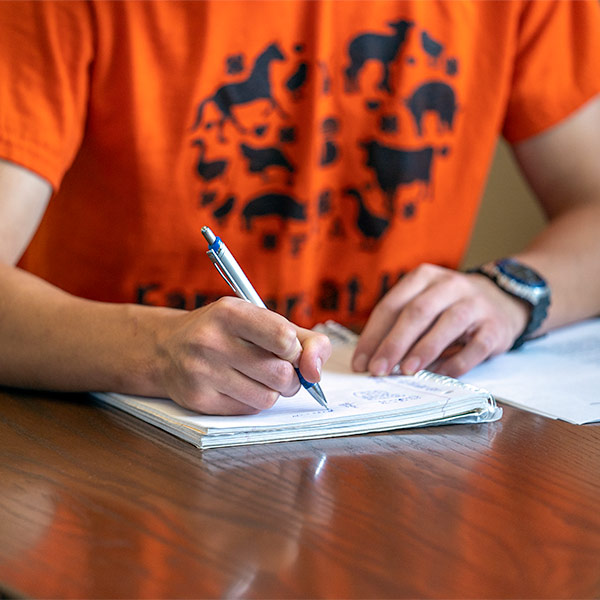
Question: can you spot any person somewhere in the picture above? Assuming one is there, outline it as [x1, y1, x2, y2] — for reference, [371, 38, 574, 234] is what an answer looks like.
[1, 0, 599, 415]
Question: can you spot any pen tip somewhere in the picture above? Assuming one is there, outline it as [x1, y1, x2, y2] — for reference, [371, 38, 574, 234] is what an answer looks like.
[309, 383, 328, 409]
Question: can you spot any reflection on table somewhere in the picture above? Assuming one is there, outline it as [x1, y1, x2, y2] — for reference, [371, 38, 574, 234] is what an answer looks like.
[1, 389, 599, 598]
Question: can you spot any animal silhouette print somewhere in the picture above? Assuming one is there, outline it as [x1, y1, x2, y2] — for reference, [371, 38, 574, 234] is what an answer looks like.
[226, 54, 244, 75]
[344, 20, 414, 93]
[200, 191, 217, 206]
[239, 143, 295, 180]
[286, 62, 309, 100]
[320, 117, 340, 166]
[320, 141, 338, 166]
[241, 193, 307, 230]
[188, 15, 462, 269]
[420, 31, 444, 66]
[446, 57, 459, 76]
[192, 43, 287, 141]
[193, 139, 228, 182]
[343, 187, 390, 244]
[361, 140, 447, 211]
[279, 127, 296, 143]
[213, 195, 235, 223]
[405, 81, 457, 136]
[380, 114, 398, 133]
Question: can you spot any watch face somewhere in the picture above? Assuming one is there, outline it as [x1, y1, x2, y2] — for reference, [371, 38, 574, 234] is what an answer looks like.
[497, 259, 545, 287]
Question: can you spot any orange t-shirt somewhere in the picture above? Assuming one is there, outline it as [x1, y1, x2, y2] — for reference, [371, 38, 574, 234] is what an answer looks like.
[1, 0, 599, 328]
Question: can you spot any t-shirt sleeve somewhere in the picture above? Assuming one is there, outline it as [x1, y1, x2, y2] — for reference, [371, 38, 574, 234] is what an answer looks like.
[502, 0, 600, 143]
[0, 0, 94, 190]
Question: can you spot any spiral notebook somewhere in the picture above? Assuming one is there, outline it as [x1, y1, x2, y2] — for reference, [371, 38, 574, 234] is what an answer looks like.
[95, 321, 501, 449]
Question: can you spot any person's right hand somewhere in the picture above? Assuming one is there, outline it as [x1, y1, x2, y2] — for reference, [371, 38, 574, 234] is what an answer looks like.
[156, 297, 331, 415]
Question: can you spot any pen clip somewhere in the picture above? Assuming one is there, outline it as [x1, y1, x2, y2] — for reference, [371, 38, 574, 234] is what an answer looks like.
[206, 249, 249, 301]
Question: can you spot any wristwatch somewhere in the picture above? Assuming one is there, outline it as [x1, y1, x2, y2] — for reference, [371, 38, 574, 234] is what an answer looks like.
[468, 258, 551, 350]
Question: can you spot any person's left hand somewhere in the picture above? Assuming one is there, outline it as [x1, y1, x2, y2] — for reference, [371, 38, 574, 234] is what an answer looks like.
[352, 263, 531, 378]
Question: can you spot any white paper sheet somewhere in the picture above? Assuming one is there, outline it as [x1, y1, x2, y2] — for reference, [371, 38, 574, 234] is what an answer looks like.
[462, 318, 600, 424]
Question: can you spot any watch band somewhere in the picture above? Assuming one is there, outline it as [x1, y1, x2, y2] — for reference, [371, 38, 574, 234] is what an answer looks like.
[468, 258, 551, 350]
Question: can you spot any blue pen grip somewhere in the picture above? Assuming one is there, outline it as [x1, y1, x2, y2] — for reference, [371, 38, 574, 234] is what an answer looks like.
[295, 367, 315, 389]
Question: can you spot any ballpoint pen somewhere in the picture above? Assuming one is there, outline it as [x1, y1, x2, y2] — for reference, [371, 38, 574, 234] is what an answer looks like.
[201, 225, 328, 409]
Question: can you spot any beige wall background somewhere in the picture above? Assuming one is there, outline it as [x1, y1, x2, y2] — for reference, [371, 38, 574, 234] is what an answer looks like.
[461, 139, 547, 270]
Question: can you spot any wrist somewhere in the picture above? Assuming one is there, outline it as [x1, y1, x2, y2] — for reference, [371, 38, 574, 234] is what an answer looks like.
[467, 258, 551, 349]
[117, 303, 183, 397]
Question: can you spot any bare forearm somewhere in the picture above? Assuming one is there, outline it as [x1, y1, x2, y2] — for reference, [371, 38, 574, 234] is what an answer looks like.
[509, 97, 600, 332]
[514, 200, 600, 332]
[0, 263, 331, 414]
[0, 262, 176, 394]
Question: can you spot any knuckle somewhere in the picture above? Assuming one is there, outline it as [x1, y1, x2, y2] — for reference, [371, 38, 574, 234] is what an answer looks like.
[256, 388, 280, 410]
[305, 331, 333, 363]
[314, 332, 332, 353]
[271, 359, 296, 391]
[207, 296, 239, 325]
[272, 321, 298, 355]
[180, 353, 203, 377]
[190, 329, 224, 362]
[450, 274, 471, 293]
[472, 330, 496, 356]
[414, 263, 443, 279]
[179, 388, 217, 414]
[219, 295, 239, 308]
[214, 295, 236, 313]
[373, 296, 397, 318]
[281, 381, 302, 398]
[446, 302, 472, 326]
[414, 263, 433, 276]
[403, 299, 431, 323]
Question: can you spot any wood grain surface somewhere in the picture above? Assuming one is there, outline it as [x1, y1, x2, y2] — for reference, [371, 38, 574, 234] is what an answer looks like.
[1, 388, 599, 598]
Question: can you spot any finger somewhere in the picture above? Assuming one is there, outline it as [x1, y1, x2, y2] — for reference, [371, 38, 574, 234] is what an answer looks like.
[426, 341, 465, 374]
[177, 330, 288, 410]
[214, 363, 283, 410]
[218, 297, 303, 363]
[352, 268, 435, 372]
[399, 299, 479, 375]
[180, 389, 263, 416]
[295, 327, 332, 384]
[365, 279, 467, 376]
[219, 337, 301, 397]
[433, 321, 500, 378]
[228, 319, 331, 391]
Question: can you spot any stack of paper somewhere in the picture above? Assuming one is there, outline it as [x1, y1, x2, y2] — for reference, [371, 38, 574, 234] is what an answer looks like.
[95, 322, 501, 449]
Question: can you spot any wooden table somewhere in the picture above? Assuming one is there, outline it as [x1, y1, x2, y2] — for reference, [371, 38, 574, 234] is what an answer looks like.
[1, 387, 599, 599]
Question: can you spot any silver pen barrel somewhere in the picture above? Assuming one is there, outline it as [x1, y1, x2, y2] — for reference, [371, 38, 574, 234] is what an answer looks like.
[202, 226, 266, 307]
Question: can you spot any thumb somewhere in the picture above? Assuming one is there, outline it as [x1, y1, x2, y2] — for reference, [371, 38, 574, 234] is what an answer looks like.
[295, 327, 332, 383]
